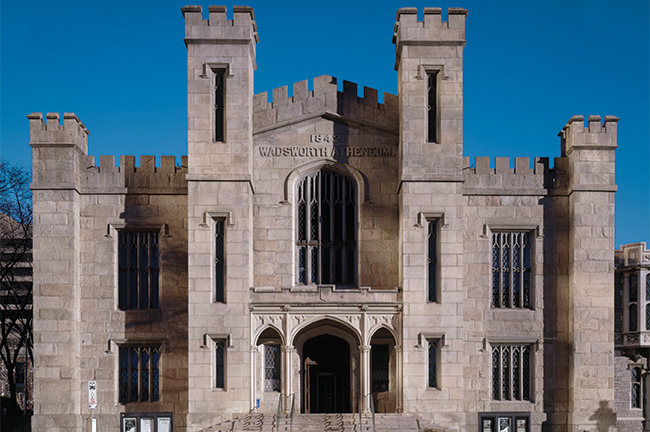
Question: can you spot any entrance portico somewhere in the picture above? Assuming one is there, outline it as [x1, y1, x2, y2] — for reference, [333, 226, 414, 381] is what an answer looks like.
[250, 302, 402, 414]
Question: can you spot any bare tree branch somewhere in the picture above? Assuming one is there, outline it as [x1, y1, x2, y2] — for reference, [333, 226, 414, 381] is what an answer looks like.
[0, 159, 33, 414]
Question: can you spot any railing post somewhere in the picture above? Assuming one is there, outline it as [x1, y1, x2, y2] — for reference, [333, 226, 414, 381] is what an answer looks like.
[289, 393, 295, 432]
[370, 395, 376, 432]
[276, 393, 283, 432]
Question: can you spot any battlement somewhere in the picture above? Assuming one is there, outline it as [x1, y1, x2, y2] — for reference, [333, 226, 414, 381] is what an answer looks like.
[463, 156, 553, 196]
[393, 7, 467, 46]
[79, 155, 188, 193]
[27, 112, 89, 153]
[463, 156, 548, 175]
[252, 75, 398, 134]
[559, 115, 619, 156]
[82, 155, 188, 174]
[181, 5, 259, 43]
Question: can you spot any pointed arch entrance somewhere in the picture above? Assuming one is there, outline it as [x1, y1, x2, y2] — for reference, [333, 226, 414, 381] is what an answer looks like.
[292, 318, 361, 413]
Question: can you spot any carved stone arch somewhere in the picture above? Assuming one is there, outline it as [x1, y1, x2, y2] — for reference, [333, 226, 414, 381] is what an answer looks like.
[253, 323, 286, 346]
[366, 323, 400, 346]
[289, 315, 362, 347]
[283, 159, 369, 205]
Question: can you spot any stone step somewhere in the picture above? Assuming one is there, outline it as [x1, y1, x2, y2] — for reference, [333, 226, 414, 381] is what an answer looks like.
[198, 412, 458, 432]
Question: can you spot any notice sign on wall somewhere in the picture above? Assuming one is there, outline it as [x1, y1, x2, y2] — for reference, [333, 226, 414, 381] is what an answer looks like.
[88, 381, 97, 409]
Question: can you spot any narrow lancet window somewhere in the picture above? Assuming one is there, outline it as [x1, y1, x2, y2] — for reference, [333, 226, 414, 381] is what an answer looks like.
[214, 70, 225, 141]
[214, 219, 225, 302]
[427, 72, 438, 143]
[428, 219, 438, 302]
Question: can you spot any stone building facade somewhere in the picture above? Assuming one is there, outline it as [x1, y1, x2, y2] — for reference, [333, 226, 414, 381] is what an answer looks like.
[29, 5, 623, 432]
[614, 242, 650, 432]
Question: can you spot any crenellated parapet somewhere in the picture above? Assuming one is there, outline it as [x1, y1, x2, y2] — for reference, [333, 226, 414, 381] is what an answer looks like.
[28, 112, 89, 152]
[29, 112, 187, 194]
[559, 115, 618, 193]
[252, 75, 398, 134]
[80, 155, 188, 194]
[463, 156, 551, 195]
[181, 5, 258, 44]
[393, 7, 468, 70]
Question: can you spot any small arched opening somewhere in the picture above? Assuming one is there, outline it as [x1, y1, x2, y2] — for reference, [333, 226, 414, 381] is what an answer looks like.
[369, 327, 397, 413]
[254, 326, 283, 412]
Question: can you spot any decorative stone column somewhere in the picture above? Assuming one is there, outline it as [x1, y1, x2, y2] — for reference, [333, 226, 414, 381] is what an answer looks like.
[282, 345, 294, 413]
[360, 345, 372, 414]
[395, 345, 403, 413]
[250, 345, 259, 410]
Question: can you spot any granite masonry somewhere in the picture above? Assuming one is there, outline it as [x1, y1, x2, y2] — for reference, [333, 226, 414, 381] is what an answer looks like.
[28, 5, 627, 432]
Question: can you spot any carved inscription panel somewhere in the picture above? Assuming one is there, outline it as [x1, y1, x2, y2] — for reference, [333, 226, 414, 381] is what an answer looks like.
[256, 135, 397, 158]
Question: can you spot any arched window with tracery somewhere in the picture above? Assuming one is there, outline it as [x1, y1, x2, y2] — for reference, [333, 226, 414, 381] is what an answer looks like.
[296, 169, 356, 286]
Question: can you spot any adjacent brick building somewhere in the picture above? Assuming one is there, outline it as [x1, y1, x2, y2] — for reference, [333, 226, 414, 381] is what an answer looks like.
[28, 5, 630, 432]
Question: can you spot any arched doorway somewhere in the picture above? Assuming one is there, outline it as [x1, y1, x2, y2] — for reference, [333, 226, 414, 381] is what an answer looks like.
[292, 318, 360, 413]
[303, 335, 350, 413]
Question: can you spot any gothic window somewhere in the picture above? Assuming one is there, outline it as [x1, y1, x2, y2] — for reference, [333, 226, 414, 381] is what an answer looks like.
[296, 169, 356, 286]
[215, 339, 225, 389]
[119, 345, 160, 404]
[615, 272, 623, 336]
[630, 274, 638, 302]
[631, 366, 642, 408]
[214, 219, 226, 302]
[427, 72, 438, 143]
[264, 345, 281, 391]
[427, 219, 438, 302]
[491, 344, 531, 401]
[630, 304, 638, 332]
[372, 345, 389, 392]
[428, 339, 438, 388]
[491, 231, 532, 309]
[214, 69, 225, 141]
[118, 232, 160, 310]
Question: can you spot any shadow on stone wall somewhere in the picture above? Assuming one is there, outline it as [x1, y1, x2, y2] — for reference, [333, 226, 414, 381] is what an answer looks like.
[589, 401, 616, 432]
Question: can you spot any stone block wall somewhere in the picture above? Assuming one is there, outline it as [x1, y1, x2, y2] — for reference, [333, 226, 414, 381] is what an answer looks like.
[30, 113, 189, 432]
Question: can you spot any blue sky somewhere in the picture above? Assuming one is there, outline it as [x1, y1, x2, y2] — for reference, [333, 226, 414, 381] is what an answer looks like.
[1, 0, 648, 247]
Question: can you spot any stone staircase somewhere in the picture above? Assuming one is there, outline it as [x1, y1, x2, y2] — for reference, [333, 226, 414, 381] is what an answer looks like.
[198, 412, 457, 432]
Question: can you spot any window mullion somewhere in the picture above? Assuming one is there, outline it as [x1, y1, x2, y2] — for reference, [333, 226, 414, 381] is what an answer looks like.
[317, 174, 322, 285]
[306, 176, 312, 284]
[498, 234, 504, 308]
[508, 233, 517, 308]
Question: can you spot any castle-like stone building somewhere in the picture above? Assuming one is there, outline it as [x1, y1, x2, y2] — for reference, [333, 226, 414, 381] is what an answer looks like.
[29, 5, 630, 432]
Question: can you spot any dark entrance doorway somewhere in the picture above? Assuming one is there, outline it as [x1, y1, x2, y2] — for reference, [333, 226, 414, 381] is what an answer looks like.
[303, 334, 350, 413]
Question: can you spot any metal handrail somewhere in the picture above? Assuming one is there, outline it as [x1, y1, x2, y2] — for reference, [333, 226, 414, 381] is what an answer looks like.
[275, 394, 283, 432]
[357, 392, 376, 432]
[369, 394, 376, 432]
[289, 393, 295, 432]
